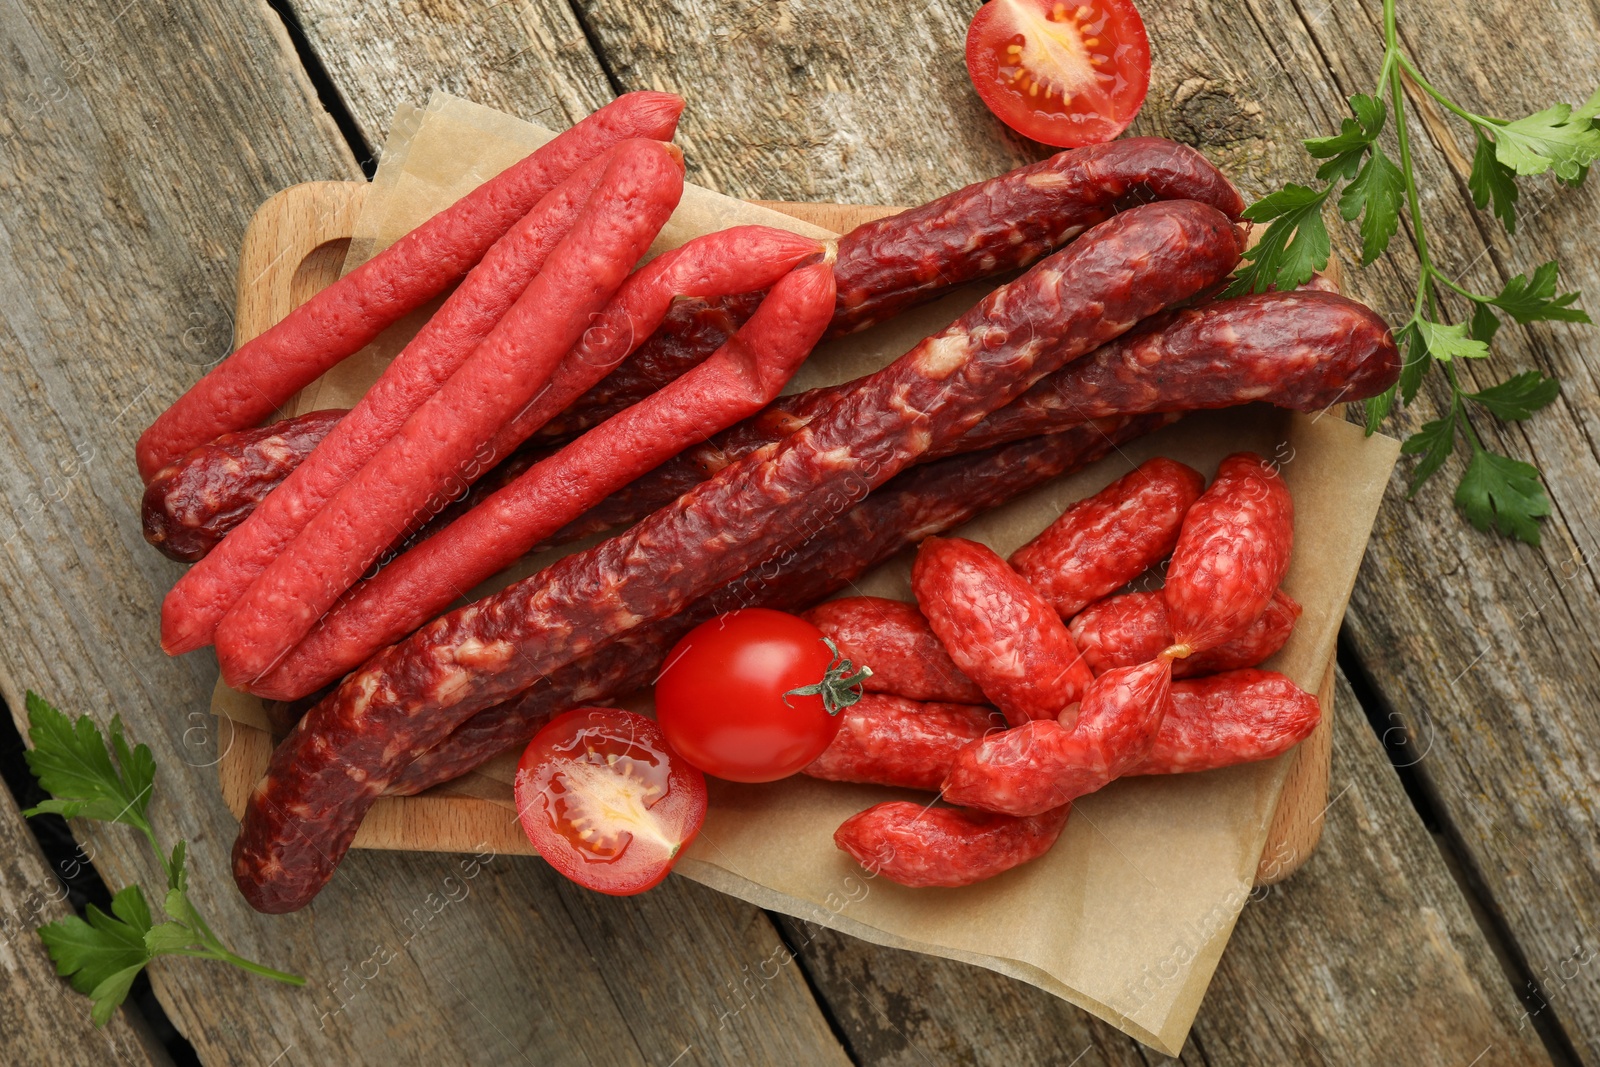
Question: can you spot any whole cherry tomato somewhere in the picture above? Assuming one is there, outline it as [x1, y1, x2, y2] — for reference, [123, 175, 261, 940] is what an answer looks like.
[655, 609, 870, 783]
[965, 0, 1151, 147]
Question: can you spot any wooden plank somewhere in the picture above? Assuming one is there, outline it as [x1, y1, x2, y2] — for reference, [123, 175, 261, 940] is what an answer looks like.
[775, 671, 1554, 1066]
[0, 1, 848, 1064]
[284, 0, 616, 149]
[1231, 2, 1600, 1061]
[572, 0, 1040, 203]
[0, 758, 168, 1065]
[571, 0, 1600, 1057]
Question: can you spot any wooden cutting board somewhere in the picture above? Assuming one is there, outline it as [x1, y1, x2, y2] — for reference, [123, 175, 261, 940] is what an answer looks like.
[215, 180, 1334, 885]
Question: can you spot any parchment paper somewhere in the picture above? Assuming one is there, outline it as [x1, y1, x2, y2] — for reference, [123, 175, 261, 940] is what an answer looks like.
[214, 92, 1401, 1054]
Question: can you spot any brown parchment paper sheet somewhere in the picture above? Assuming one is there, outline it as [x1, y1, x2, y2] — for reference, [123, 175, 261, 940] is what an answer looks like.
[212, 92, 1401, 1054]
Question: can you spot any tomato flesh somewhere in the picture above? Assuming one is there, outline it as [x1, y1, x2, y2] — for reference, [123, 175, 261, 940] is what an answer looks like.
[965, 0, 1151, 147]
[514, 707, 706, 895]
[655, 609, 846, 783]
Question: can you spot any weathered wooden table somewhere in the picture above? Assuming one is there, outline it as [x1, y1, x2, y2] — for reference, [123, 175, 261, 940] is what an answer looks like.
[1, 0, 1596, 1063]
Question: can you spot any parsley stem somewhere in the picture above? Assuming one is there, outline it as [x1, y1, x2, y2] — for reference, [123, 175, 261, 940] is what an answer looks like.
[1441, 361, 1485, 453]
[1382, 9, 1435, 323]
[1394, 53, 1499, 128]
[165, 947, 306, 985]
[209, 950, 307, 986]
[1431, 271, 1491, 303]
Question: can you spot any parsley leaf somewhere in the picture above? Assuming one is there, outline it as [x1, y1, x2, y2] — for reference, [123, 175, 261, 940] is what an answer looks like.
[1395, 320, 1433, 404]
[22, 693, 154, 832]
[1399, 410, 1458, 494]
[23, 694, 304, 1026]
[36, 885, 154, 1027]
[1307, 93, 1386, 181]
[1487, 261, 1591, 326]
[1338, 147, 1405, 264]
[1469, 302, 1502, 346]
[1364, 385, 1397, 434]
[1467, 371, 1561, 421]
[1228, 185, 1332, 296]
[1456, 448, 1551, 544]
[1491, 92, 1600, 181]
[1469, 128, 1520, 234]
[1305, 93, 1387, 157]
[1416, 319, 1490, 362]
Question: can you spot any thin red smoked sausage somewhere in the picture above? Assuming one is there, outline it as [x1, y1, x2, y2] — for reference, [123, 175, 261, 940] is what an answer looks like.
[135, 92, 683, 482]
[834, 802, 1070, 888]
[1009, 457, 1204, 619]
[252, 261, 837, 699]
[142, 410, 345, 563]
[1128, 669, 1320, 776]
[541, 136, 1246, 435]
[393, 416, 1173, 795]
[802, 694, 1002, 792]
[912, 537, 1094, 726]
[940, 656, 1176, 817]
[1164, 452, 1294, 655]
[802, 597, 986, 705]
[474, 227, 827, 470]
[160, 150, 617, 654]
[1070, 588, 1302, 678]
[232, 201, 1241, 912]
[213, 141, 686, 688]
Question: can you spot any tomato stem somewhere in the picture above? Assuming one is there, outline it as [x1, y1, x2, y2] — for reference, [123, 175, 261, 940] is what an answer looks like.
[783, 637, 872, 715]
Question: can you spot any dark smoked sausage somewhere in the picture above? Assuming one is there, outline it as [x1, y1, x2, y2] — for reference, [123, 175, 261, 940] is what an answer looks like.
[232, 201, 1242, 912]
[544, 289, 1398, 552]
[141, 410, 345, 562]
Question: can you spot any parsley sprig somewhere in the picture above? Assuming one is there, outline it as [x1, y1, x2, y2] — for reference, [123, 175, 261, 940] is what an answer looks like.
[1227, 0, 1598, 544]
[21, 691, 302, 1026]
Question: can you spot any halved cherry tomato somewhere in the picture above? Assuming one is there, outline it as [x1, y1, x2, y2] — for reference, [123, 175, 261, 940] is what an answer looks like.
[655, 609, 866, 783]
[965, 0, 1151, 147]
[514, 707, 707, 896]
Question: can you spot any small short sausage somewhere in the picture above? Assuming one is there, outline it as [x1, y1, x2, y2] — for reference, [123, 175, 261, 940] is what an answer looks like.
[801, 693, 1002, 791]
[834, 801, 1070, 888]
[1128, 669, 1320, 775]
[806, 664, 1313, 794]
[1164, 452, 1293, 655]
[1009, 456, 1204, 618]
[141, 409, 345, 562]
[940, 657, 1174, 817]
[1069, 588, 1302, 678]
[802, 597, 986, 705]
[912, 537, 1095, 727]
